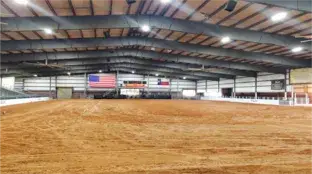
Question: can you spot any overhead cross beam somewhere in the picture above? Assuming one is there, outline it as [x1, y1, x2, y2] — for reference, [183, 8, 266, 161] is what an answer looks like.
[1, 37, 309, 67]
[1, 49, 287, 73]
[0, 62, 235, 79]
[245, 0, 312, 13]
[1, 15, 310, 51]
[50, 57, 256, 77]
[2, 67, 209, 80]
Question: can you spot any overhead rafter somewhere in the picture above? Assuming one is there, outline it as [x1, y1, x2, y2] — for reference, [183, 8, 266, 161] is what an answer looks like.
[1, 49, 287, 74]
[2, 57, 255, 77]
[244, 0, 312, 13]
[2, 66, 210, 81]
[1, 58, 238, 79]
[1, 15, 310, 51]
[2, 37, 309, 67]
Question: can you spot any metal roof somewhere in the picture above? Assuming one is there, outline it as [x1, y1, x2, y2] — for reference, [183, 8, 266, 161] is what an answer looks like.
[1, 0, 311, 79]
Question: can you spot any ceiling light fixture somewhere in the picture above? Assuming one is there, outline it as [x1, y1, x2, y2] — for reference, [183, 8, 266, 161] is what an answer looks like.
[43, 28, 53, 35]
[125, 0, 136, 5]
[155, 74, 159, 76]
[33, 74, 37, 77]
[14, 0, 28, 5]
[160, 0, 171, 4]
[67, 72, 71, 76]
[141, 25, 151, 32]
[99, 70, 102, 73]
[151, 47, 155, 51]
[224, 0, 237, 12]
[221, 36, 231, 44]
[131, 71, 135, 74]
[183, 77, 186, 79]
[291, 47, 303, 53]
[271, 12, 287, 22]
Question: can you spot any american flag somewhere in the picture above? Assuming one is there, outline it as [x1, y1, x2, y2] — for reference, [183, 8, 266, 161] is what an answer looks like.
[89, 74, 116, 88]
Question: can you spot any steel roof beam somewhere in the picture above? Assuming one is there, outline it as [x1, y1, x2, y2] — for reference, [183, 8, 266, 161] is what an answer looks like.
[1, 49, 287, 73]
[245, 0, 312, 13]
[2, 61, 233, 79]
[50, 57, 256, 77]
[2, 37, 309, 67]
[2, 57, 256, 77]
[3, 67, 207, 80]
[1, 15, 310, 51]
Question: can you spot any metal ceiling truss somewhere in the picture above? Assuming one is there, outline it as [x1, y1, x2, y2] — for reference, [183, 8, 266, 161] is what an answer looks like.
[1, 60, 234, 79]
[1, 15, 310, 51]
[1, 57, 256, 77]
[244, 0, 312, 13]
[1, 49, 287, 74]
[2, 37, 310, 67]
[2, 66, 209, 81]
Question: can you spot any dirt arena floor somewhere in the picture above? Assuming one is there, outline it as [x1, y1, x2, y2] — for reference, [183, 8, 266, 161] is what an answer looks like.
[1, 100, 311, 174]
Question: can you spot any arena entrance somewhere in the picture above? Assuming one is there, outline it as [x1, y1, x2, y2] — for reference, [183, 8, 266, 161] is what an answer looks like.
[57, 87, 73, 99]
[222, 88, 233, 97]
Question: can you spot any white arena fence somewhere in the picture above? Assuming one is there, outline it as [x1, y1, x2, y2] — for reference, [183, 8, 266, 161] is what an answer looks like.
[201, 96, 310, 106]
[0, 97, 50, 107]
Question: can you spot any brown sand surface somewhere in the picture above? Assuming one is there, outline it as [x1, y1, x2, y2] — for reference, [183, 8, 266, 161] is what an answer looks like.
[1, 99, 311, 174]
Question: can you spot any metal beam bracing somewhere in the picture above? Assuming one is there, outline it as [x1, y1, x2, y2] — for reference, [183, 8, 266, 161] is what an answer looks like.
[2, 37, 309, 67]
[245, 0, 312, 13]
[1, 61, 233, 79]
[2, 67, 208, 80]
[1, 15, 310, 51]
[50, 57, 256, 77]
[50, 64, 221, 80]
[1, 49, 287, 73]
[1, 57, 256, 77]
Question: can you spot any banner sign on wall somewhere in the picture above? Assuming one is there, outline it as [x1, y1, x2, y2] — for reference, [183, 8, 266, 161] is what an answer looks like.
[123, 81, 147, 88]
[271, 80, 285, 90]
[157, 79, 170, 86]
[120, 89, 140, 96]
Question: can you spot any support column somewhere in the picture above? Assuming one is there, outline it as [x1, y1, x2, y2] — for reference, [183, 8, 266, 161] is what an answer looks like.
[49, 76, 52, 98]
[255, 73, 258, 99]
[83, 73, 87, 98]
[233, 77, 236, 98]
[195, 80, 198, 93]
[205, 80, 208, 92]
[0, 75, 2, 87]
[147, 74, 150, 94]
[217, 79, 220, 93]
[22, 79, 25, 92]
[116, 71, 119, 95]
[177, 78, 179, 92]
[284, 71, 287, 100]
[169, 78, 172, 93]
[55, 76, 57, 99]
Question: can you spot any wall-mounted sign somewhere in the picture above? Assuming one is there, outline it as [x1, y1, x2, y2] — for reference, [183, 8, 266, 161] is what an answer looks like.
[120, 89, 140, 96]
[271, 80, 285, 90]
[123, 81, 147, 88]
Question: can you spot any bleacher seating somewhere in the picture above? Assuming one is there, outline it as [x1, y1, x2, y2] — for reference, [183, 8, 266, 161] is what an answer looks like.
[0, 87, 36, 99]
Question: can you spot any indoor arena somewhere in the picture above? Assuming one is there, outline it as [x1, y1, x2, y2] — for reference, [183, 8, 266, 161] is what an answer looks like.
[1, 0, 311, 174]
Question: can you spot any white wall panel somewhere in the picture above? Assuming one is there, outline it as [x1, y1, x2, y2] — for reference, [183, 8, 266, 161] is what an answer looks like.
[196, 73, 291, 94]
[15, 74, 196, 93]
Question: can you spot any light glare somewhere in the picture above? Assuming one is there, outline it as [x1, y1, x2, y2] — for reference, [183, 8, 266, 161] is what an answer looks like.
[14, 0, 28, 5]
[141, 25, 150, 32]
[292, 47, 303, 53]
[160, 0, 171, 3]
[221, 36, 231, 44]
[43, 28, 53, 34]
[271, 12, 287, 22]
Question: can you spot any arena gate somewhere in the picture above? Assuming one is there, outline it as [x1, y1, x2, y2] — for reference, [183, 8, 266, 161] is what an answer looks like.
[57, 87, 73, 99]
